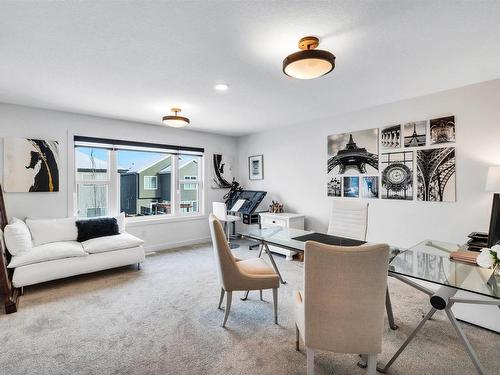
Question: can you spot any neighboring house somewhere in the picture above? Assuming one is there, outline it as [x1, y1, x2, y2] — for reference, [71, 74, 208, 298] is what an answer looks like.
[159, 158, 200, 213]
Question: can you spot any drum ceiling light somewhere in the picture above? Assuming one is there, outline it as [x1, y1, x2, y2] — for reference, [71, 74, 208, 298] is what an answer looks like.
[162, 108, 190, 128]
[283, 36, 336, 79]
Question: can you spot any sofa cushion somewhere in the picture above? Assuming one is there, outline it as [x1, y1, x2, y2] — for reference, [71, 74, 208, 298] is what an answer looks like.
[76, 217, 119, 242]
[4, 218, 32, 256]
[26, 217, 78, 246]
[81, 233, 144, 254]
[8, 241, 87, 268]
[115, 212, 125, 233]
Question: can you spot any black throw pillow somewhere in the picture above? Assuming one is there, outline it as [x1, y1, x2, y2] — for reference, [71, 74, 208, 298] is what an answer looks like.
[76, 217, 119, 242]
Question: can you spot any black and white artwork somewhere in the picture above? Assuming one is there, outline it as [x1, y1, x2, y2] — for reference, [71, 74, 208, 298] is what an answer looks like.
[381, 151, 413, 200]
[327, 177, 342, 197]
[381, 125, 401, 149]
[417, 147, 456, 202]
[403, 121, 427, 147]
[327, 129, 379, 175]
[3, 138, 59, 192]
[248, 154, 264, 180]
[211, 154, 233, 188]
[361, 176, 379, 199]
[343, 176, 359, 198]
[430, 116, 455, 145]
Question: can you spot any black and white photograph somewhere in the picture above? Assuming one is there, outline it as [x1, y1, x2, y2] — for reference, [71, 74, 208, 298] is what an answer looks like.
[381, 151, 413, 200]
[403, 121, 427, 147]
[343, 176, 359, 198]
[248, 154, 264, 180]
[327, 177, 342, 197]
[361, 176, 379, 198]
[211, 154, 233, 188]
[417, 147, 456, 202]
[430, 115, 455, 144]
[3, 138, 59, 192]
[381, 124, 401, 149]
[327, 128, 379, 175]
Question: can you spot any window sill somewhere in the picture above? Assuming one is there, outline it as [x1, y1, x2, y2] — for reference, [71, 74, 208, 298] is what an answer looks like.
[125, 214, 207, 227]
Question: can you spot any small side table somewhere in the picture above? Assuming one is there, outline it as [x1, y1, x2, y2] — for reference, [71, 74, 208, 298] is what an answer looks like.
[259, 212, 305, 260]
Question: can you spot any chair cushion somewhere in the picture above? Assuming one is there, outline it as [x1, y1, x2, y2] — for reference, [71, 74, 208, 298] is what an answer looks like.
[4, 218, 32, 256]
[26, 217, 78, 246]
[8, 241, 87, 268]
[237, 258, 277, 276]
[81, 233, 144, 254]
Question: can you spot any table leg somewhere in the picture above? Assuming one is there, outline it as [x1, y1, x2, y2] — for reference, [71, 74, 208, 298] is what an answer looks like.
[386, 287, 398, 330]
[263, 242, 287, 285]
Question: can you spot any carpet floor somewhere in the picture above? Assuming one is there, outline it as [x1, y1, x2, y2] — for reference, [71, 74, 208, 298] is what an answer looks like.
[1, 240, 499, 375]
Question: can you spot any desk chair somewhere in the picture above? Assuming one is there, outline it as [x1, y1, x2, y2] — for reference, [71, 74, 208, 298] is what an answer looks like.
[294, 241, 390, 375]
[328, 200, 398, 330]
[209, 214, 279, 327]
[212, 201, 241, 249]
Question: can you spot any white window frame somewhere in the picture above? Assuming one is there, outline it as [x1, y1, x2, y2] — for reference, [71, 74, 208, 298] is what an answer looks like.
[143, 175, 158, 190]
[178, 156, 203, 216]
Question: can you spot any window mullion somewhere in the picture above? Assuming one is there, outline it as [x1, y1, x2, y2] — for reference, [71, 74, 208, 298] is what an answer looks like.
[109, 149, 118, 215]
[172, 154, 180, 216]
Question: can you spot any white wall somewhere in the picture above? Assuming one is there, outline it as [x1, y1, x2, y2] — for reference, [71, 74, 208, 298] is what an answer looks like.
[236, 79, 500, 332]
[0, 103, 237, 250]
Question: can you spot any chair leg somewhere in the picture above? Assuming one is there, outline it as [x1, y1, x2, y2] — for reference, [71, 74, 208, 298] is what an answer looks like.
[367, 354, 377, 375]
[218, 288, 225, 309]
[222, 291, 232, 327]
[259, 290, 263, 301]
[306, 347, 315, 375]
[295, 324, 300, 351]
[272, 288, 278, 324]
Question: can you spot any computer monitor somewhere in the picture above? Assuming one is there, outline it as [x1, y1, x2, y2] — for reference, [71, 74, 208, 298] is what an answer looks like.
[487, 193, 500, 248]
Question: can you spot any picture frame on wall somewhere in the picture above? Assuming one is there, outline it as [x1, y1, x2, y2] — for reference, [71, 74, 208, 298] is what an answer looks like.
[248, 154, 264, 180]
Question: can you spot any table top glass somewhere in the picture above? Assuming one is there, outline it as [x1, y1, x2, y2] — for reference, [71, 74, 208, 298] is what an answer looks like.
[239, 228, 499, 299]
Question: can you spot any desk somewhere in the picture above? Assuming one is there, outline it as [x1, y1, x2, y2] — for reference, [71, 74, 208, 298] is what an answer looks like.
[238, 228, 500, 375]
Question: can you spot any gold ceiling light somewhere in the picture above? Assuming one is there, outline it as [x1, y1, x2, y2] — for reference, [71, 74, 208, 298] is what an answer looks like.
[283, 36, 336, 79]
[162, 108, 190, 128]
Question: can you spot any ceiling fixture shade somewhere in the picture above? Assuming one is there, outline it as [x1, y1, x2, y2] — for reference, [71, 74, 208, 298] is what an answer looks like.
[283, 36, 336, 79]
[162, 107, 190, 128]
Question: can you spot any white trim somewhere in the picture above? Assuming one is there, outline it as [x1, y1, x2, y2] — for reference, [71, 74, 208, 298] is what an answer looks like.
[144, 237, 211, 253]
[125, 213, 207, 227]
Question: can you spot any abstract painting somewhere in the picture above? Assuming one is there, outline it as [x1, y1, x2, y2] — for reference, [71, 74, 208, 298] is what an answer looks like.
[211, 154, 233, 188]
[327, 129, 379, 175]
[327, 177, 342, 197]
[361, 176, 379, 198]
[248, 154, 264, 180]
[417, 147, 456, 202]
[343, 176, 359, 198]
[403, 121, 427, 147]
[430, 116, 455, 144]
[381, 125, 401, 149]
[381, 151, 413, 200]
[4, 138, 59, 192]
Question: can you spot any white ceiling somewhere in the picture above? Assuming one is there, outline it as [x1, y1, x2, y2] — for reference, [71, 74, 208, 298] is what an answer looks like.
[0, 1, 499, 136]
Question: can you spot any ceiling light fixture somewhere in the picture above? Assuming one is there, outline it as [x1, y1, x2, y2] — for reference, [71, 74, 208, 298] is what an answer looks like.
[162, 107, 190, 128]
[214, 83, 229, 91]
[283, 36, 336, 79]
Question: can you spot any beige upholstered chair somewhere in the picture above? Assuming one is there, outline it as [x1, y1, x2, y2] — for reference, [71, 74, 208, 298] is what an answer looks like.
[208, 214, 279, 327]
[327, 200, 369, 240]
[294, 241, 390, 375]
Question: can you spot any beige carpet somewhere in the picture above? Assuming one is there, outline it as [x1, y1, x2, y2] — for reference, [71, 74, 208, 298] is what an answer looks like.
[1, 241, 499, 375]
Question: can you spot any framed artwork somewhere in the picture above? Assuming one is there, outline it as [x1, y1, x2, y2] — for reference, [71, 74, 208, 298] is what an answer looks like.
[211, 154, 233, 189]
[361, 176, 379, 198]
[417, 147, 456, 202]
[327, 177, 342, 197]
[430, 116, 455, 144]
[343, 176, 359, 198]
[403, 121, 427, 147]
[3, 138, 60, 192]
[248, 154, 264, 180]
[381, 125, 401, 149]
[381, 151, 413, 200]
[327, 129, 379, 175]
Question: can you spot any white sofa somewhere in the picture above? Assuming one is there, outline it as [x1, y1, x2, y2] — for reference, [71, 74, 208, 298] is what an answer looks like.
[3, 214, 145, 288]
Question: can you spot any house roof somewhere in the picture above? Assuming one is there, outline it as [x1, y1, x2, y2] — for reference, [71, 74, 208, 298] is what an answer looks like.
[125, 155, 172, 173]
[159, 158, 197, 174]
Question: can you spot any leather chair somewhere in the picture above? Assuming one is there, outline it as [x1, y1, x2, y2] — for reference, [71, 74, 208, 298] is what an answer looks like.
[327, 200, 368, 240]
[294, 241, 390, 375]
[208, 214, 279, 327]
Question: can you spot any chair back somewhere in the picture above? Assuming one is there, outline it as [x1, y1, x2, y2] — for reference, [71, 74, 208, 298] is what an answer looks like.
[327, 200, 368, 240]
[212, 202, 228, 221]
[208, 213, 240, 291]
[303, 241, 389, 354]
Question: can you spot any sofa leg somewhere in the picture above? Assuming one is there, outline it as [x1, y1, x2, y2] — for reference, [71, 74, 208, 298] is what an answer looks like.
[137, 263, 141, 271]
[20, 287, 24, 296]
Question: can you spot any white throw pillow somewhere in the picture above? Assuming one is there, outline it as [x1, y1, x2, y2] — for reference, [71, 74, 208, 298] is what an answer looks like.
[26, 217, 78, 246]
[4, 218, 32, 256]
[115, 212, 126, 233]
[7, 241, 87, 268]
[81, 233, 144, 254]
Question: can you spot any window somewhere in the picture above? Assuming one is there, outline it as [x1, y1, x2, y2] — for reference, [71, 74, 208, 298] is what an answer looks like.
[74, 137, 204, 219]
[144, 176, 158, 190]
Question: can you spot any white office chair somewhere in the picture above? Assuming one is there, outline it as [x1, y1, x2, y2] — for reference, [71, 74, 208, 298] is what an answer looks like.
[212, 202, 241, 249]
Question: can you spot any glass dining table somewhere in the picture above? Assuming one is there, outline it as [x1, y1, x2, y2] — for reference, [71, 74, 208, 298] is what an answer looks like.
[239, 227, 500, 375]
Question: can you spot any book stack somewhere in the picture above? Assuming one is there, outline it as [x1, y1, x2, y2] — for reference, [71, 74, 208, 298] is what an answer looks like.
[466, 232, 488, 251]
[449, 250, 479, 264]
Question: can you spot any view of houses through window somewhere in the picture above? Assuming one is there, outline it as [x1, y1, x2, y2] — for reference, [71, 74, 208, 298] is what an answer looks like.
[75, 142, 202, 218]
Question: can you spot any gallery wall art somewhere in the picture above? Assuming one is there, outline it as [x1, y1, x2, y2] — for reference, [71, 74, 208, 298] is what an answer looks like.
[343, 176, 359, 198]
[417, 147, 456, 202]
[381, 125, 401, 149]
[403, 121, 427, 147]
[361, 176, 379, 198]
[3, 138, 60, 192]
[327, 177, 342, 197]
[381, 151, 414, 200]
[211, 154, 233, 188]
[430, 116, 455, 144]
